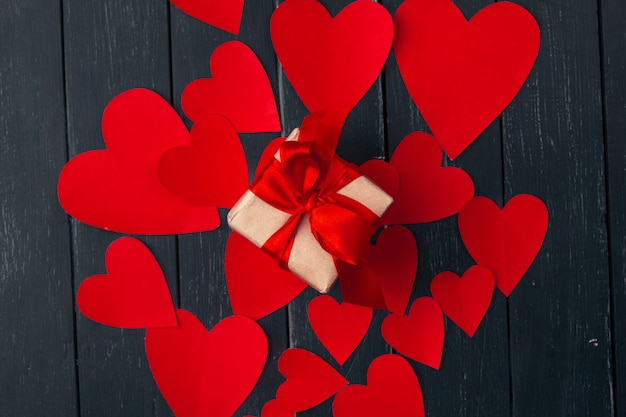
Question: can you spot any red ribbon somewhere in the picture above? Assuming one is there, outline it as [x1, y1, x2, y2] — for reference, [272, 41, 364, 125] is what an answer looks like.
[251, 140, 378, 269]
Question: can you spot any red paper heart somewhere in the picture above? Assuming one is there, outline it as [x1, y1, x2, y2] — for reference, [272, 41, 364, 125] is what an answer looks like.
[182, 41, 281, 133]
[381, 297, 445, 369]
[170, 0, 244, 35]
[225, 232, 307, 320]
[271, 0, 393, 113]
[276, 348, 348, 412]
[430, 266, 495, 337]
[333, 354, 425, 417]
[58, 88, 220, 234]
[360, 159, 399, 202]
[157, 115, 248, 208]
[458, 195, 548, 296]
[307, 295, 373, 365]
[76, 237, 177, 329]
[260, 400, 294, 417]
[382, 132, 474, 225]
[145, 310, 267, 417]
[394, 0, 540, 159]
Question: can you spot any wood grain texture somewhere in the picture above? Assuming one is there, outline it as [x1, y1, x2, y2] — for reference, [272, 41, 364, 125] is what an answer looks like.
[600, 0, 626, 414]
[170, 1, 288, 415]
[0, 1, 78, 416]
[62, 1, 177, 415]
[504, 1, 613, 416]
[382, 0, 511, 416]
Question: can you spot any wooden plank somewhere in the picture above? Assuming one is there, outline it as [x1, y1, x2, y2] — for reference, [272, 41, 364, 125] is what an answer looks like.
[0, 1, 78, 416]
[62, 1, 177, 415]
[169, 1, 289, 414]
[504, 1, 613, 416]
[600, 0, 626, 413]
[382, 1, 511, 416]
[277, 1, 390, 414]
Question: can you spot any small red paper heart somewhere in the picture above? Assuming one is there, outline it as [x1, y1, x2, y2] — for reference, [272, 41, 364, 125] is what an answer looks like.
[260, 400, 294, 417]
[76, 237, 177, 329]
[57, 88, 220, 234]
[458, 195, 548, 296]
[182, 41, 281, 133]
[170, 0, 244, 35]
[157, 114, 248, 208]
[276, 348, 348, 412]
[271, 0, 393, 113]
[430, 266, 495, 337]
[333, 354, 425, 417]
[382, 132, 474, 225]
[225, 232, 307, 320]
[145, 310, 267, 417]
[307, 295, 373, 365]
[394, 0, 540, 159]
[381, 297, 445, 369]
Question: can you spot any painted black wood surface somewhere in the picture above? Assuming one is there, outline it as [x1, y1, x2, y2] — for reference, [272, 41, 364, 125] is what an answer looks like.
[0, 0, 623, 416]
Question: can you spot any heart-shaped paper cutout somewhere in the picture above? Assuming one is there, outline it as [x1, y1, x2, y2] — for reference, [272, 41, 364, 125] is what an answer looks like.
[381, 297, 445, 369]
[308, 295, 373, 365]
[170, 0, 244, 35]
[333, 354, 425, 417]
[182, 41, 281, 133]
[458, 195, 548, 296]
[77, 237, 177, 328]
[157, 114, 248, 208]
[145, 310, 267, 417]
[394, 0, 540, 159]
[367, 226, 418, 315]
[276, 348, 348, 412]
[430, 266, 495, 336]
[259, 400, 294, 417]
[382, 132, 475, 225]
[271, 0, 393, 113]
[58, 88, 220, 234]
[225, 232, 307, 320]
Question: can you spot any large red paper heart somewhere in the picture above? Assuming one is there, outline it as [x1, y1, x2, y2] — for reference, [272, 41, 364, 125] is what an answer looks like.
[76, 237, 177, 329]
[145, 310, 267, 417]
[458, 195, 548, 296]
[381, 297, 445, 369]
[157, 114, 248, 208]
[170, 0, 244, 35]
[182, 41, 281, 133]
[307, 295, 373, 365]
[225, 232, 307, 320]
[57, 88, 220, 234]
[271, 0, 393, 113]
[333, 354, 425, 417]
[394, 0, 540, 159]
[276, 348, 348, 412]
[430, 266, 495, 337]
[382, 132, 474, 225]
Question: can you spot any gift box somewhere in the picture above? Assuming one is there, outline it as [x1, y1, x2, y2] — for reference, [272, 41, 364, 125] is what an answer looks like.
[228, 126, 393, 292]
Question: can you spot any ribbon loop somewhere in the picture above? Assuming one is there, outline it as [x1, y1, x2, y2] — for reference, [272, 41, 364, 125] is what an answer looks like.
[251, 139, 378, 268]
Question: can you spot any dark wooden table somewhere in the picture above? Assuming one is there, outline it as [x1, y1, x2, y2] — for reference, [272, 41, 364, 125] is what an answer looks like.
[1, 0, 624, 416]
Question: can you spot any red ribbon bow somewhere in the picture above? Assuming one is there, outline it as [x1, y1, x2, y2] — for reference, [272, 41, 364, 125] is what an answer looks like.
[251, 140, 378, 269]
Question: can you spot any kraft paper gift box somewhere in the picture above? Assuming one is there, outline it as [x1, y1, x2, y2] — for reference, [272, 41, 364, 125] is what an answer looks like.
[227, 129, 393, 293]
